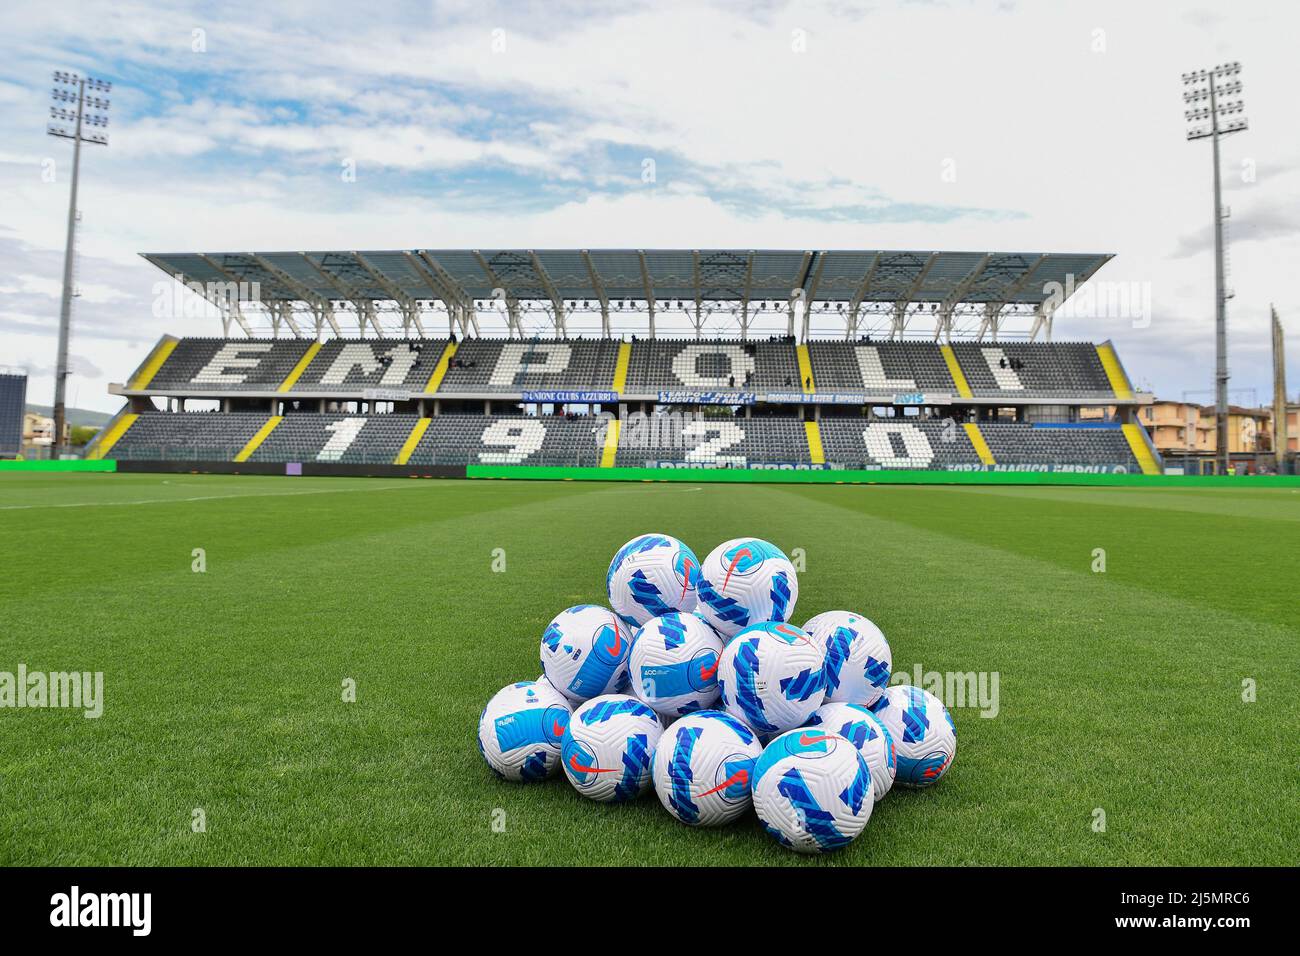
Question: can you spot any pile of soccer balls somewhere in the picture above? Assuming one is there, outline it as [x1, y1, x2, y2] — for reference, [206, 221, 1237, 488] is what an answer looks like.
[477, 534, 957, 854]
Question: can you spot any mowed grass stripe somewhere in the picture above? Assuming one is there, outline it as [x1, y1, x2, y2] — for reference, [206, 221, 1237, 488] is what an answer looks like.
[778, 483, 1298, 627]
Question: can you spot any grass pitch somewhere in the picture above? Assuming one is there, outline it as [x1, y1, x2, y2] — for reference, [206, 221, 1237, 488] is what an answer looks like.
[1, 473, 1296, 866]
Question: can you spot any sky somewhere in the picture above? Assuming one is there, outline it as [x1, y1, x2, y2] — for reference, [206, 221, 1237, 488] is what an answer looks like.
[0, 0, 1297, 413]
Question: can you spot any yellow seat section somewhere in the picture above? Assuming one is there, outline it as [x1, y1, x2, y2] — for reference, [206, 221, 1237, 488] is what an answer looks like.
[395, 418, 431, 465]
[233, 416, 282, 463]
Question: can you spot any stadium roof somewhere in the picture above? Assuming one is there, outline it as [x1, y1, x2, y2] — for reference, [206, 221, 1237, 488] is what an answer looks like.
[141, 248, 1112, 340]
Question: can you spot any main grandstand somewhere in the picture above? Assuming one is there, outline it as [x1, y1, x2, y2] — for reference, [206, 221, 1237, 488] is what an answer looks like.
[86, 248, 1161, 475]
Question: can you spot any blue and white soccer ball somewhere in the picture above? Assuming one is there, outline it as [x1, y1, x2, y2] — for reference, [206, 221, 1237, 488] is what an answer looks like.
[477, 680, 573, 782]
[697, 538, 799, 640]
[607, 534, 702, 627]
[540, 605, 632, 703]
[652, 710, 762, 826]
[561, 694, 664, 802]
[750, 728, 873, 853]
[803, 610, 892, 707]
[870, 685, 956, 788]
[806, 701, 896, 801]
[717, 621, 826, 736]
[629, 612, 724, 718]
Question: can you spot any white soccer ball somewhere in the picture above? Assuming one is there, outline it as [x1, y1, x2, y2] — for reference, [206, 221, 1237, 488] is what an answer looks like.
[717, 621, 826, 737]
[750, 728, 873, 853]
[607, 533, 702, 627]
[629, 612, 724, 718]
[540, 605, 632, 703]
[561, 694, 664, 802]
[870, 685, 956, 788]
[803, 610, 892, 707]
[696, 538, 799, 639]
[652, 710, 763, 826]
[806, 701, 896, 801]
[477, 680, 573, 782]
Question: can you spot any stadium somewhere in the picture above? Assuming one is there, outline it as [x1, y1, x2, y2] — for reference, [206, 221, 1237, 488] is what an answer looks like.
[84, 248, 1164, 476]
[7, 243, 1295, 875]
[2, 3, 1296, 928]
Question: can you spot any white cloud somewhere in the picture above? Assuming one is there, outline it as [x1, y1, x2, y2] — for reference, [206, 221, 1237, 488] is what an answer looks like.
[0, 0, 1296, 413]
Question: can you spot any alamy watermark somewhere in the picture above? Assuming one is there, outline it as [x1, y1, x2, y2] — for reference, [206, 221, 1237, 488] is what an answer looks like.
[1044, 274, 1152, 329]
[893, 664, 999, 718]
[0, 664, 103, 718]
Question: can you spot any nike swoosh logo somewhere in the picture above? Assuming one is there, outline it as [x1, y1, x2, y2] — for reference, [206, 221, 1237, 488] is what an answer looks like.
[551, 720, 566, 737]
[568, 755, 618, 774]
[699, 657, 719, 681]
[679, 557, 695, 603]
[721, 548, 752, 592]
[775, 623, 812, 645]
[700, 767, 749, 797]
[604, 621, 623, 657]
[798, 732, 833, 747]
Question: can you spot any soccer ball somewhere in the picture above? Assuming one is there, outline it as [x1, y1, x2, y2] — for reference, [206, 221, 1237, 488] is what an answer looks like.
[477, 680, 573, 782]
[561, 694, 664, 802]
[803, 610, 892, 707]
[652, 710, 762, 826]
[750, 728, 873, 853]
[607, 534, 702, 627]
[696, 538, 799, 639]
[540, 605, 632, 703]
[870, 685, 956, 788]
[629, 612, 724, 718]
[717, 621, 826, 736]
[806, 701, 896, 801]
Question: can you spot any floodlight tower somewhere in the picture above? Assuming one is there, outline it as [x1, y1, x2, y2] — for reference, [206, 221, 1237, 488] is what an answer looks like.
[1182, 62, 1245, 475]
[47, 71, 111, 458]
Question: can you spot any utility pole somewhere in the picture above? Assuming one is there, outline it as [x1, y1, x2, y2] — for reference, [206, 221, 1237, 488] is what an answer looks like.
[47, 71, 111, 458]
[1273, 306, 1287, 473]
[1182, 62, 1246, 475]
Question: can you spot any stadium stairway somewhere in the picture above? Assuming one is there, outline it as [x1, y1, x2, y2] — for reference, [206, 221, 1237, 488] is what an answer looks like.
[126, 336, 180, 390]
[234, 416, 283, 462]
[84, 410, 139, 460]
[1095, 341, 1135, 401]
[600, 418, 621, 467]
[423, 341, 458, 393]
[796, 344, 816, 393]
[612, 342, 632, 395]
[963, 424, 996, 465]
[939, 345, 974, 399]
[395, 418, 431, 464]
[1121, 423, 1162, 475]
[804, 421, 825, 465]
[277, 342, 322, 392]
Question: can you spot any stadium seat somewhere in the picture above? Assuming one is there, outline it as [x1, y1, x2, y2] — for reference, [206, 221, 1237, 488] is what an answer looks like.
[613, 414, 809, 467]
[436, 339, 621, 393]
[622, 339, 800, 394]
[142, 338, 313, 391]
[807, 342, 958, 393]
[108, 412, 271, 461]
